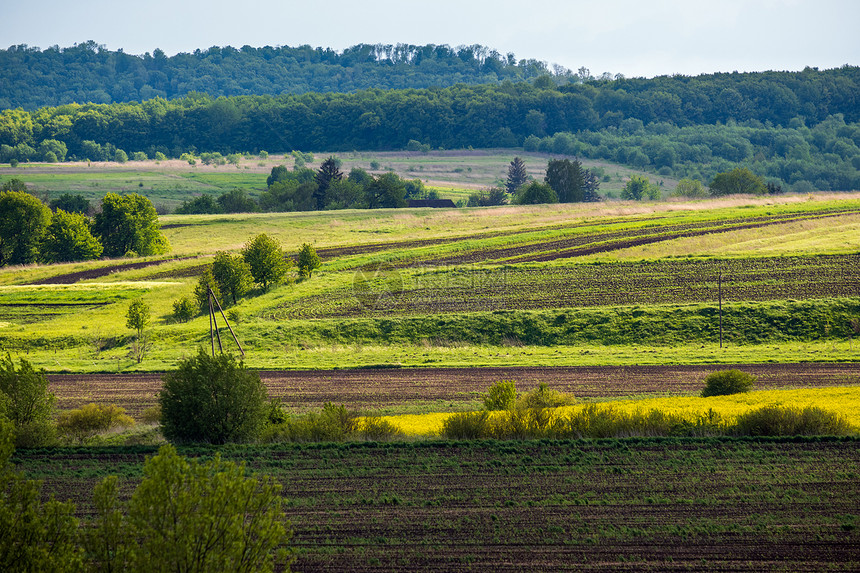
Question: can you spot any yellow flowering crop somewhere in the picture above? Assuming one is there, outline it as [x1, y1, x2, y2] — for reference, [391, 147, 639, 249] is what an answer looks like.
[379, 386, 860, 437]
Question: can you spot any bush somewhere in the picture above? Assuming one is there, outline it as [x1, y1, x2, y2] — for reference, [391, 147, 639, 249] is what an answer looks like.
[140, 404, 161, 424]
[517, 383, 574, 409]
[440, 411, 491, 440]
[159, 349, 269, 444]
[359, 416, 404, 441]
[172, 297, 195, 323]
[56, 403, 134, 441]
[261, 403, 359, 443]
[733, 405, 853, 436]
[483, 380, 517, 411]
[701, 369, 757, 397]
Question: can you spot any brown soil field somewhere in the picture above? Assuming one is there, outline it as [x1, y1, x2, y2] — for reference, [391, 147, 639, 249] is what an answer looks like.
[48, 363, 860, 417]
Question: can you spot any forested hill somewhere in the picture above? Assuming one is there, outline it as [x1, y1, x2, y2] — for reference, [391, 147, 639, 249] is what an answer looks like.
[0, 41, 556, 110]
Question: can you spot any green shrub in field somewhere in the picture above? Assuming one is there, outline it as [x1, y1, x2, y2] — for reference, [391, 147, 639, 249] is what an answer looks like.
[517, 383, 574, 409]
[172, 297, 195, 323]
[440, 411, 491, 440]
[140, 404, 161, 424]
[57, 403, 134, 441]
[359, 416, 404, 441]
[732, 405, 853, 436]
[701, 369, 757, 397]
[160, 349, 269, 444]
[483, 380, 517, 411]
[261, 403, 359, 443]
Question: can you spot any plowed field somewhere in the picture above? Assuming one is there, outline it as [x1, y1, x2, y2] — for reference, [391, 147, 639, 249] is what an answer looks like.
[16, 438, 860, 571]
[48, 363, 860, 416]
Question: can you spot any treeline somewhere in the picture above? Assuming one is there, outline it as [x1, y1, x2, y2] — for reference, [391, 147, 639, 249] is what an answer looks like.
[1, 67, 858, 190]
[0, 41, 555, 110]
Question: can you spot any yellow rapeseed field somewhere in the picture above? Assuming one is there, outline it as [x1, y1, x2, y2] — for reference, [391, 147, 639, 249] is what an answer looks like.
[380, 386, 860, 437]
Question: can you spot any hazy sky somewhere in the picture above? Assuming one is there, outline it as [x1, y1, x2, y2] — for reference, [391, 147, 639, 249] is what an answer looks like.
[3, 0, 857, 78]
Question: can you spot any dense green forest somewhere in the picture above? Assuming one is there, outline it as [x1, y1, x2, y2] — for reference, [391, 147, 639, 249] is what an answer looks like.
[1, 60, 858, 190]
[0, 42, 555, 110]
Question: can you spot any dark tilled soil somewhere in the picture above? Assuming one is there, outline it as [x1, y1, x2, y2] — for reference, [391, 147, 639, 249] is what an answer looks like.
[47, 363, 860, 416]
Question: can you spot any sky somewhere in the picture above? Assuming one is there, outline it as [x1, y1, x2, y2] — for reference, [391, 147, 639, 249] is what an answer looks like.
[3, 0, 858, 78]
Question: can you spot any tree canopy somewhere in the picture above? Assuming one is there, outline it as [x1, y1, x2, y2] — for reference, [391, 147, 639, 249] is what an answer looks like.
[93, 193, 169, 257]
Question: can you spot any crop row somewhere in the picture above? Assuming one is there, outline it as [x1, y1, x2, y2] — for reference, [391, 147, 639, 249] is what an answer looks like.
[14, 439, 860, 571]
[273, 253, 860, 319]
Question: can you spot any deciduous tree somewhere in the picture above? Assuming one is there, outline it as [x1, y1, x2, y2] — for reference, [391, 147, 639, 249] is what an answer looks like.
[39, 209, 103, 263]
[242, 234, 291, 291]
[93, 193, 169, 257]
[211, 251, 253, 304]
[709, 167, 767, 196]
[544, 158, 585, 203]
[297, 243, 321, 278]
[0, 190, 51, 266]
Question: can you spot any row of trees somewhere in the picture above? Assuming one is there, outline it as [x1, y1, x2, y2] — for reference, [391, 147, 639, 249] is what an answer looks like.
[1, 66, 857, 160]
[0, 188, 168, 267]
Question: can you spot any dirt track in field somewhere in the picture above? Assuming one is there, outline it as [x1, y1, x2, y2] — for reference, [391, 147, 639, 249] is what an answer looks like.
[48, 363, 860, 416]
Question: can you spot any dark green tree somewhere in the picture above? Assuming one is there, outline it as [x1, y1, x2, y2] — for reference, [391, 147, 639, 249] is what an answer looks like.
[582, 169, 601, 202]
[93, 193, 169, 257]
[175, 194, 221, 214]
[512, 181, 558, 205]
[297, 243, 321, 278]
[365, 173, 407, 209]
[211, 251, 253, 304]
[621, 175, 659, 200]
[0, 190, 51, 266]
[48, 193, 90, 215]
[544, 158, 585, 202]
[313, 156, 343, 210]
[242, 234, 292, 290]
[39, 209, 103, 263]
[506, 157, 529, 194]
[0, 419, 82, 570]
[217, 188, 258, 213]
[709, 167, 767, 196]
[160, 349, 269, 444]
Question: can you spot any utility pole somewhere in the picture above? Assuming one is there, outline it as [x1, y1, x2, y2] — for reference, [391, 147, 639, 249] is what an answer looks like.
[719, 271, 723, 349]
[207, 287, 245, 357]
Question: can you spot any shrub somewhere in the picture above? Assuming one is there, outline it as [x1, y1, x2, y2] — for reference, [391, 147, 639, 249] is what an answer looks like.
[56, 403, 134, 441]
[140, 404, 161, 424]
[733, 405, 853, 436]
[440, 411, 491, 440]
[159, 349, 269, 444]
[701, 369, 756, 397]
[260, 403, 359, 443]
[517, 383, 574, 409]
[359, 416, 404, 441]
[483, 380, 517, 411]
[172, 297, 195, 323]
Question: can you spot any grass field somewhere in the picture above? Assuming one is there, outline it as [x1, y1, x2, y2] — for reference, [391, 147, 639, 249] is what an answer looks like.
[1, 149, 677, 209]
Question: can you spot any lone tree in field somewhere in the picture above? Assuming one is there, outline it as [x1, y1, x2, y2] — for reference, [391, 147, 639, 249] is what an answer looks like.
[506, 157, 529, 194]
[160, 349, 269, 444]
[297, 243, 321, 278]
[126, 298, 151, 363]
[709, 168, 767, 196]
[242, 234, 292, 290]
